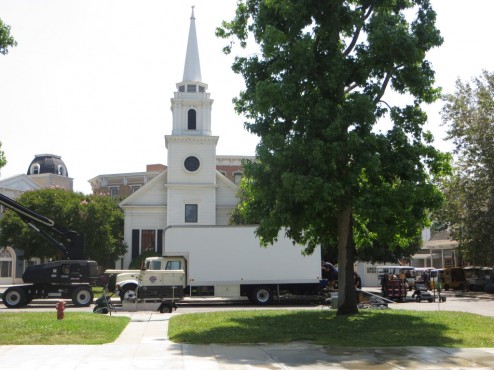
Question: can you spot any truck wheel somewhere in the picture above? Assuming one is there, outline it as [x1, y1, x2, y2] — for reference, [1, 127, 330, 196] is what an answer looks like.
[120, 284, 137, 303]
[251, 286, 272, 305]
[72, 286, 94, 306]
[2, 287, 26, 308]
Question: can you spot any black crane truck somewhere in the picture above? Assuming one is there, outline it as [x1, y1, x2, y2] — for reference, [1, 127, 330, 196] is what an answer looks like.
[0, 193, 98, 308]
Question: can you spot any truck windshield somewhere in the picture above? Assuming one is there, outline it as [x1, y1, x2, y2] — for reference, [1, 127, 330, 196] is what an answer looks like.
[146, 260, 161, 270]
[165, 261, 181, 270]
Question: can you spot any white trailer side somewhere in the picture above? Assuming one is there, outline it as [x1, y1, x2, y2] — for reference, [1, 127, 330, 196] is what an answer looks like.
[163, 225, 323, 303]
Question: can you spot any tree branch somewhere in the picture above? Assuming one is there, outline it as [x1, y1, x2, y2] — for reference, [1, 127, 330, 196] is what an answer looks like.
[343, 5, 373, 57]
[344, 82, 358, 94]
[373, 66, 400, 105]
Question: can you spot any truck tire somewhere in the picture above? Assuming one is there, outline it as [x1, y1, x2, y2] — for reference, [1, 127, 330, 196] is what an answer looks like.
[2, 287, 26, 308]
[120, 284, 137, 303]
[250, 286, 272, 305]
[71, 286, 94, 306]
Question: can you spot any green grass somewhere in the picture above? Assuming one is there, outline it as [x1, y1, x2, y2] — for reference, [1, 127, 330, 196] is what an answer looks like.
[168, 309, 494, 348]
[0, 312, 130, 345]
[92, 286, 104, 295]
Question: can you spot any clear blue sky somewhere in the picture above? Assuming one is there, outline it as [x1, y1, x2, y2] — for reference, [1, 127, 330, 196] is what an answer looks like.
[1, 0, 493, 194]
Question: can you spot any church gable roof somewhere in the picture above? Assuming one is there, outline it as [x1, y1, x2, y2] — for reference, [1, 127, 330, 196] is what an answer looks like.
[119, 170, 167, 207]
[216, 170, 239, 206]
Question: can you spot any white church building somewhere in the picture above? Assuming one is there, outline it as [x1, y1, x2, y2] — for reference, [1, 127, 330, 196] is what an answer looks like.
[117, 8, 244, 268]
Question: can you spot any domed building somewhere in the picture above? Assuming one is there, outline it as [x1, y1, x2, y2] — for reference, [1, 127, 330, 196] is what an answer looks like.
[27, 154, 68, 177]
[26, 154, 73, 190]
[0, 154, 73, 284]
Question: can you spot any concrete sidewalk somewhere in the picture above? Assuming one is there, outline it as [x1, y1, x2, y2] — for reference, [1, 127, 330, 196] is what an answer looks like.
[1, 312, 494, 369]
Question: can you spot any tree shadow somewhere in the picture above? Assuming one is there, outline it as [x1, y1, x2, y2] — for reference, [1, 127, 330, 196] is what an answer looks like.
[169, 310, 471, 347]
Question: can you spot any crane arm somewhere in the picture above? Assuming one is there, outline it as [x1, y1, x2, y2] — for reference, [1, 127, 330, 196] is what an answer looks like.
[0, 193, 86, 260]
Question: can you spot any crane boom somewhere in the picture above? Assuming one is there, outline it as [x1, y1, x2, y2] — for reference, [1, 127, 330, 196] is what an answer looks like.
[0, 193, 86, 260]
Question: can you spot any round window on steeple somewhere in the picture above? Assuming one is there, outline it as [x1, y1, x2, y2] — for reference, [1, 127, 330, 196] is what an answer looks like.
[184, 156, 200, 172]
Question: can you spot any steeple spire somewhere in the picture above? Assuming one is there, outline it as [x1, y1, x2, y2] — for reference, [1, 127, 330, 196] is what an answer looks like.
[182, 6, 202, 82]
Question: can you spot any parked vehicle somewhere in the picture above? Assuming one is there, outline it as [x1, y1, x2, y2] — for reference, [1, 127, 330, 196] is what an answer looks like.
[0, 194, 98, 308]
[442, 267, 466, 291]
[413, 267, 436, 290]
[464, 266, 493, 291]
[107, 225, 325, 307]
[376, 266, 414, 301]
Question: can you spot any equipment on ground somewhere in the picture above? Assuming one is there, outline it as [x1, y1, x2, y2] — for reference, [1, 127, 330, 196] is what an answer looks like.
[0, 193, 98, 308]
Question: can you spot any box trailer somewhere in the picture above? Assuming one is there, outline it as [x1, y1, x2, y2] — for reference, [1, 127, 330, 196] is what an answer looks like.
[108, 225, 325, 308]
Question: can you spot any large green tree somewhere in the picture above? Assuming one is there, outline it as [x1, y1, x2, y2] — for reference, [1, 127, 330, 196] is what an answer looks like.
[219, 0, 449, 314]
[0, 18, 17, 55]
[0, 189, 126, 268]
[437, 71, 494, 266]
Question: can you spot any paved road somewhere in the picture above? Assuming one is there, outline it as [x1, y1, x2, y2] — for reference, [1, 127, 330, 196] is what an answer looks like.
[1, 287, 493, 316]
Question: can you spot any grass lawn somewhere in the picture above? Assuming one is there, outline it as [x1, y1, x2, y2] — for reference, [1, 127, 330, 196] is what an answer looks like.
[168, 309, 494, 348]
[0, 312, 130, 345]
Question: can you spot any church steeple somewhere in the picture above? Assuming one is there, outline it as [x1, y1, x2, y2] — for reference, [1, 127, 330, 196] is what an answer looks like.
[169, 7, 214, 136]
[183, 6, 202, 82]
[165, 7, 219, 226]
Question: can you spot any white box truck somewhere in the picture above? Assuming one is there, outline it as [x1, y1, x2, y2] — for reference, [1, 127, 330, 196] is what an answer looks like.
[106, 225, 325, 309]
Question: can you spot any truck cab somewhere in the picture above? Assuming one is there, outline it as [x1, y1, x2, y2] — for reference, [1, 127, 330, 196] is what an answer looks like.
[113, 256, 186, 302]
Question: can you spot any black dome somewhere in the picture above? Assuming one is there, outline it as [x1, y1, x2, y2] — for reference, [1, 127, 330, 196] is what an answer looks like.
[27, 154, 69, 177]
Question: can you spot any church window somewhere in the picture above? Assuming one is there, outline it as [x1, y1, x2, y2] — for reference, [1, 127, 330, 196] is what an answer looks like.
[187, 84, 196, 93]
[30, 163, 40, 175]
[199, 86, 205, 92]
[185, 204, 198, 223]
[187, 109, 197, 130]
[141, 230, 156, 253]
[179, 85, 185, 92]
[131, 229, 163, 260]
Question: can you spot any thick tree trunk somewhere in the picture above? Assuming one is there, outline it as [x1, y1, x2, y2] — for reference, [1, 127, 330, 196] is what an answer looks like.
[336, 205, 358, 315]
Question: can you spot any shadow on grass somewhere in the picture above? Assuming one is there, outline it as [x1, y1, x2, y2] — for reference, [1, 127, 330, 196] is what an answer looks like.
[169, 309, 494, 348]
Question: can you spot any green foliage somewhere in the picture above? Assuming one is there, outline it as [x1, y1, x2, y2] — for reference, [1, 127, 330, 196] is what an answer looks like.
[0, 18, 17, 55]
[0, 188, 126, 267]
[219, 0, 450, 314]
[437, 71, 494, 265]
[0, 141, 6, 169]
[129, 250, 160, 269]
[169, 309, 494, 347]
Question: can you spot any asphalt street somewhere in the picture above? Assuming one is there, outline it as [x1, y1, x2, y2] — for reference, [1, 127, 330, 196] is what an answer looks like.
[1, 286, 493, 316]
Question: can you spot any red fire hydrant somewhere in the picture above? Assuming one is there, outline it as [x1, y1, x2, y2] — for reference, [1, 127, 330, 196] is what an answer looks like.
[56, 300, 65, 320]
